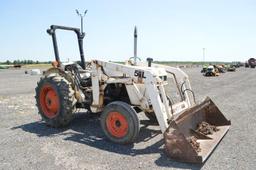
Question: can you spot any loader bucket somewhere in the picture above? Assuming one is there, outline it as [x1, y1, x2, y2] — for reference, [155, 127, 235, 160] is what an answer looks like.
[164, 97, 231, 163]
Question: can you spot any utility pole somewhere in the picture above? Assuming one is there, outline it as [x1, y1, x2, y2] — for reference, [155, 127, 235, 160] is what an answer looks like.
[76, 9, 88, 34]
[202, 48, 206, 64]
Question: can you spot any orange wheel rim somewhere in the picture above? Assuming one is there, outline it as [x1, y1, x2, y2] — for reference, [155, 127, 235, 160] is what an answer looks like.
[39, 84, 60, 118]
[106, 112, 128, 138]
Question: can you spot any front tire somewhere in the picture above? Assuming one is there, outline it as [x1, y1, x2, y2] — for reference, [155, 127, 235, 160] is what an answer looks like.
[35, 75, 76, 127]
[100, 101, 140, 144]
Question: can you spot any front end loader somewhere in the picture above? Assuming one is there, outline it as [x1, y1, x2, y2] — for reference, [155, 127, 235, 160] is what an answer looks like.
[35, 24, 230, 164]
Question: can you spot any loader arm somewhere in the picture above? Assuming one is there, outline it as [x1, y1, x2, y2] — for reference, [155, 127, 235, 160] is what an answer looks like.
[91, 60, 192, 133]
[151, 63, 195, 107]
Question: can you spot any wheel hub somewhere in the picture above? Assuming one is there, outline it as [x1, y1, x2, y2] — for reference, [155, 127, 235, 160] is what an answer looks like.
[106, 112, 128, 138]
[39, 84, 60, 118]
[115, 120, 121, 127]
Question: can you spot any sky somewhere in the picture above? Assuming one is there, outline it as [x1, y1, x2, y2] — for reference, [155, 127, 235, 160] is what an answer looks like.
[0, 0, 256, 62]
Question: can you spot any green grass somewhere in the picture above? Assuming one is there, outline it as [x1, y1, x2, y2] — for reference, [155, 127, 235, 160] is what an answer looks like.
[0, 65, 10, 69]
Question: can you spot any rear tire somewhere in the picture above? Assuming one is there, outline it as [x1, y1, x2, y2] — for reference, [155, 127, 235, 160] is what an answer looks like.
[35, 75, 76, 127]
[100, 101, 140, 144]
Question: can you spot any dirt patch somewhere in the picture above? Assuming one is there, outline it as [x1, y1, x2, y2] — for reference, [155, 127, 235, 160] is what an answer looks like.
[196, 121, 219, 135]
[187, 136, 201, 152]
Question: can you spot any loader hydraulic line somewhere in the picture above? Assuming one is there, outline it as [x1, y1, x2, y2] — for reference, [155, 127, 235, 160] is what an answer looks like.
[180, 81, 196, 103]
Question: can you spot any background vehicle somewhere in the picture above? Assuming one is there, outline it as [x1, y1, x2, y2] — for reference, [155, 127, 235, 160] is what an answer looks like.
[204, 65, 220, 76]
[248, 58, 256, 68]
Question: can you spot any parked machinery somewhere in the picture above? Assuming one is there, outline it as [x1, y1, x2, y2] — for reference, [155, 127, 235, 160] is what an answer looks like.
[215, 65, 226, 73]
[226, 65, 236, 72]
[204, 65, 220, 76]
[247, 58, 256, 68]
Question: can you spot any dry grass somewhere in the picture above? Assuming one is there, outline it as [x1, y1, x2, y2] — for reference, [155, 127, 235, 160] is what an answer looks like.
[23, 64, 51, 69]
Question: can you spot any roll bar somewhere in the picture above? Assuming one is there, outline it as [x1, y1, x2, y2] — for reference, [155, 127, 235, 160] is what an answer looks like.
[47, 25, 86, 69]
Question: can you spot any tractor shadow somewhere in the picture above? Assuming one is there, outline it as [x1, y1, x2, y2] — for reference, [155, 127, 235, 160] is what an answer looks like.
[12, 112, 202, 169]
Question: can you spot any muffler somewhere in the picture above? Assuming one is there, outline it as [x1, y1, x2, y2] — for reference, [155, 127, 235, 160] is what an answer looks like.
[164, 97, 231, 163]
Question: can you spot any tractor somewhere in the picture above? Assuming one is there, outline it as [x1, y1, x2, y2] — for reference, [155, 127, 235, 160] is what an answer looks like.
[226, 65, 236, 72]
[204, 65, 220, 76]
[35, 25, 231, 163]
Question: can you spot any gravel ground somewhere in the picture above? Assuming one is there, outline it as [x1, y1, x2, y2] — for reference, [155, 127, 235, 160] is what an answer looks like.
[0, 67, 255, 170]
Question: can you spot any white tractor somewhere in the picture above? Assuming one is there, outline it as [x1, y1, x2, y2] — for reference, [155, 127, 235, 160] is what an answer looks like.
[35, 25, 231, 163]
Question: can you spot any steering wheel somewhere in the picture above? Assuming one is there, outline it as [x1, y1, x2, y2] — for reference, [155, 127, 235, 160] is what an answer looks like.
[129, 56, 142, 61]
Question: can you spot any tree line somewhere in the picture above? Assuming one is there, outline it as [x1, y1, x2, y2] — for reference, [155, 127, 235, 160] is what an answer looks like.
[0, 60, 51, 65]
